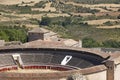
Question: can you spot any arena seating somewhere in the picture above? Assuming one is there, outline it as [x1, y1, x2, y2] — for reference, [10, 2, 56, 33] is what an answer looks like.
[66, 57, 83, 66]
[20, 53, 95, 69]
[33, 54, 44, 63]
[0, 55, 15, 67]
[76, 60, 94, 68]
[0, 47, 106, 71]
[42, 54, 53, 63]
[21, 54, 34, 64]
[51, 54, 65, 64]
[20, 54, 52, 64]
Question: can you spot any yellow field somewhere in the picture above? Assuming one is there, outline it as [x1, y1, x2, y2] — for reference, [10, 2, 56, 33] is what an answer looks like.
[97, 25, 120, 29]
[84, 19, 119, 25]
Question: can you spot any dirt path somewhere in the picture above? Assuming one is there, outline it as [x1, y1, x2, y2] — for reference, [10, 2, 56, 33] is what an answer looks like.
[97, 25, 120, 29]
[84, 19, 119, 25]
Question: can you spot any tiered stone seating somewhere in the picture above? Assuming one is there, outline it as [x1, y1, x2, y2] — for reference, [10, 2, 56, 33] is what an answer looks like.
[19, 48, 105, 69]
[21, 54, 34, 64]
[66, 57, 82, 67]
[33, 54, 44, 63]
[21, 54, 53, 65]
[76, 60, 94, 68]
[0, 55, 15, 67]
[51, 54, 65, 64]
[42, 54, 53, 64]
[20, 53, 95, 68]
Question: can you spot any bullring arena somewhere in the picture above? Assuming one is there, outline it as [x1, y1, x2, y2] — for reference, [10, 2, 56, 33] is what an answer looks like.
[0, 45, 120, 80]
[0, 28, 120, 80]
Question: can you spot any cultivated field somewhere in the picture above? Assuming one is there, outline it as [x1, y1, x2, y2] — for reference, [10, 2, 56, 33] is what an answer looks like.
[65, 2, 120, 8]
[0, 0, 41, 5]
[0, 1, 120, 29]
[0, 0, 120, 45]
[65, 2, 120, 13]
[31, 2, 56, 12]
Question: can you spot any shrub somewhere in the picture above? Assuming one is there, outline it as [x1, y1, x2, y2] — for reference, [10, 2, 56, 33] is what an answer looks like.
[82, 37, 100, 48]
[40, 17, 51, 26]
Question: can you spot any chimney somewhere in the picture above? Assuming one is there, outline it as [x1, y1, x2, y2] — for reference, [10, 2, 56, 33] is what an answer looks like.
[78, 40, 82, 48]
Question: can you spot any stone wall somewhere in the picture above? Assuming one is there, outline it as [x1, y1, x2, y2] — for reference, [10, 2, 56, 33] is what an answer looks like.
[28, 32, 44, 41]
[0, 69, 108, 80]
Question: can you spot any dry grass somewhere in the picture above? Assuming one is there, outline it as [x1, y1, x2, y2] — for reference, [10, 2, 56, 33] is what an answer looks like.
[0, 12, 69, 28]
[71, 13, 93, 16]
[95, 12, 120, 16]
[25, 24, 39, 28]
[65, 2, 120, 17]
[97, 25, 120, 29]
[13, 13, 69, 19]
[0, 16, 10, 21]
[84, 19, 119, 25]
[0, 0, 119, 29]
[107, 7, 119, 11]
[90, 8, 109, 12]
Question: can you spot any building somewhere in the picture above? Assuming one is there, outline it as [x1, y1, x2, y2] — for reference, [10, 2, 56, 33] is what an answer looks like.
[28, 27, 58, 41]
[28, 27, 82, 48]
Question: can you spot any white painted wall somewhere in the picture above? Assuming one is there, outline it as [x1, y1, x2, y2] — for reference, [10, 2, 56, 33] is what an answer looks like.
[86, 71, 107, 80]
[115, 64, 120, 80]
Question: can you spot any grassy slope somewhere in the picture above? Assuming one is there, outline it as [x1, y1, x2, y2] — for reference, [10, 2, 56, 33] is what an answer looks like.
[0, 1, 120, 43]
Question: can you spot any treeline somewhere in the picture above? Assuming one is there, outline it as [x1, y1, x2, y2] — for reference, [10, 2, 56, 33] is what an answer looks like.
[39, 16, 89, 26]
[0, 26, 27, 43]
[82, 37, 120, 48]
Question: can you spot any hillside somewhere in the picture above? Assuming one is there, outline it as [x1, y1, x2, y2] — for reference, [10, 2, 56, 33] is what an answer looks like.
[0, 0, 120, 47]
[65, 0, 120, 4]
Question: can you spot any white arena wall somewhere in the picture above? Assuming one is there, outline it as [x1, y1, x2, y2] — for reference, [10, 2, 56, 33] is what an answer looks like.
[115, 64, 120, 80]
[86, 70, 107, 80]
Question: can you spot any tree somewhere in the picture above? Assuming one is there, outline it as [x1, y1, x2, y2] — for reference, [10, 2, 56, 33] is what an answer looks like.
[117, 15, 120, 19]
[102, 40, 120, 48]
[0, 30, 9, 41]
[0, 26, 27, 43]
[103, 21, 113, 26]
[82, 37, 100, 48]
[40, 17, 51, 26]
[62, 17, 71, 26]
[118, 8, 120, 12]
[4, 29, 27, 43]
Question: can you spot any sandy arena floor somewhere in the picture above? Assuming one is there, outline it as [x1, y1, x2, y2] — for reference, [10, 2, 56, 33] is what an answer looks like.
[6, 69, 59, 73]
